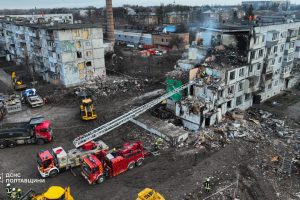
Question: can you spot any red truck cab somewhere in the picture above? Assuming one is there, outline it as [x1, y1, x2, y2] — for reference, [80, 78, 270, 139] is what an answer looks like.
[81, 141, 145, 184]
[34, 120, 52, 143]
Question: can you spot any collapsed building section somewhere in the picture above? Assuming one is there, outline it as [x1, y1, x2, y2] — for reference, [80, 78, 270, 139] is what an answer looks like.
[168, 22, 300, 131]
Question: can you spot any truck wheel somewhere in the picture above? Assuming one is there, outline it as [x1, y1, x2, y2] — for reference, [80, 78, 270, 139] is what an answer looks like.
[128, 162, 135, 170]
[97, 176, 105, 184]
[136, 158, 144, 167]
[49, 169, 59, 177]
[37, 139, 45, 145]
[0, 141, 6, 149]
[8, 141, 16, 148]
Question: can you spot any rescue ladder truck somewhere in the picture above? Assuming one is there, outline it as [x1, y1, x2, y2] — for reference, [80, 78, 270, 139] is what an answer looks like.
[37, 81, 193, 178]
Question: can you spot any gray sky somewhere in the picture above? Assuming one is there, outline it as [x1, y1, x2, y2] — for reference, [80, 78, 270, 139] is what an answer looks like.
[1, 0, 242, 9]
[0, 0, 299, 9]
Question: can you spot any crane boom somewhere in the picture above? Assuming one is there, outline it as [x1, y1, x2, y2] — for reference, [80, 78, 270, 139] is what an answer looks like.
[73, 81, 193, 148]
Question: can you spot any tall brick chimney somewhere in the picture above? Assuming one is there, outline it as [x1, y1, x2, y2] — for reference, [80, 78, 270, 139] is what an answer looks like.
[106, 0, 115, 44]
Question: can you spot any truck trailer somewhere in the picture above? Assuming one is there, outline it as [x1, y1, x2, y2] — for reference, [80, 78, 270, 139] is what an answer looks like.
[37, 140, 109, 178]
[81, 141, 145, 184]
[0, 117, 52, 149]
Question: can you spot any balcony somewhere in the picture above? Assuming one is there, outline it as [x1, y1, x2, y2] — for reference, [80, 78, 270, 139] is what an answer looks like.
[284, 49, 294, 55]
[286, 35, 297, 42]
[266, 40, 278, 47]
[282, 60, 292, 67]
[281, 70, 290, 79]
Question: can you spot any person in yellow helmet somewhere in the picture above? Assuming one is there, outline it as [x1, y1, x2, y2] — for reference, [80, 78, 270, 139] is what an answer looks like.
[16, 188, 22, 199]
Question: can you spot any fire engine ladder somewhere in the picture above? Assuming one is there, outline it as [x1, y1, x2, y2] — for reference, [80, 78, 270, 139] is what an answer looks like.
[73, 81, 193, 148]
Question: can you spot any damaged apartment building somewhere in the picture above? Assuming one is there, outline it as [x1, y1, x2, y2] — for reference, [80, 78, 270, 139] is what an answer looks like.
[0, 16, 105, 87]
[172, 22, 300, 131]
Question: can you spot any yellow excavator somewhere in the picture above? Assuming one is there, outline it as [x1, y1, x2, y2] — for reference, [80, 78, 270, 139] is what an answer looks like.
[137, 188, 165, 200]
[11, 71, 27, 90]
[20, 186, 74, 200]
[80, 97, 97, 120]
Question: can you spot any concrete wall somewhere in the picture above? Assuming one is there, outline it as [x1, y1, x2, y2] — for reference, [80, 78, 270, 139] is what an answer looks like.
[0, 21, 106, 87]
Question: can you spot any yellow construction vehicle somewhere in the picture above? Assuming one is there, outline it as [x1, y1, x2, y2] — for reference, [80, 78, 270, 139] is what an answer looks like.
[137, 188, 165, 200]
[32, 186, 74, 200]
[19, 186, 74, 200]
[80, 97, 97, 120]
[11, 71, 27, 90]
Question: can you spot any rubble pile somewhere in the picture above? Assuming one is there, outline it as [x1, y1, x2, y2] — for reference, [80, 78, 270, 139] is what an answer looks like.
[190, 108, 299, 153]
[204, 45, 247, 68]
[165, 69, 189, 83]
[75, 76, 146, 98]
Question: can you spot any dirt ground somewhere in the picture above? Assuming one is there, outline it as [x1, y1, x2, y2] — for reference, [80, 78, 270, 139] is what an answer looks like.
[1, 56, 300, 199]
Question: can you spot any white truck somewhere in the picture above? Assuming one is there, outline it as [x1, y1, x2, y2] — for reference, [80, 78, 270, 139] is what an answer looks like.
[27, 95, 44, 108]
[37, 140, 109, 177]
[22, 88, 44, 108]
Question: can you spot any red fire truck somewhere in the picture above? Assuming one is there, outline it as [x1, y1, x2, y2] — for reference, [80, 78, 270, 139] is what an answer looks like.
[81, 141, 145, 184]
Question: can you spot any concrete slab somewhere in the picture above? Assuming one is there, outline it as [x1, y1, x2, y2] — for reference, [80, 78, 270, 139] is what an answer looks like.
[131, 113, 189, 146]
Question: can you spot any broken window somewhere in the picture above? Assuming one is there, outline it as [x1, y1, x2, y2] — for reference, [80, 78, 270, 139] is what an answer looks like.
[249, 65, 253, 73]
[228, 85, 234, 94]
[259, 49, 263, 57]
[272, 33, 278, 40]
[278, 57, 282, 63]
[290, 42, 295, 49]
[77, 51, 82, 58]
[273, 46, 278, 53]
[280, 44, 284, 52]
[238, 82, 244, 91]
[268, 83, 272, 89]
[76, 41, 81, 49]
[86, 61, 92, 67]
[73, 30, 80, 37]
[271, 59, 275, 65]
[86, 51, 92, 57]
[227, 101, 232, 109]
[82, 30, 89, 39]
[239, 68, 244, 77]
[250, 51, 255, 59]
[262, 35, 265, 42]
[229, 71, 235, 81]
[267, 48, 271, 55]
[257, 63, 261, 70]
[236, 96, 242, 106]
[161, 38, 164, 42]
[245, 93, 250, 101]
[218, 90, 223, 98]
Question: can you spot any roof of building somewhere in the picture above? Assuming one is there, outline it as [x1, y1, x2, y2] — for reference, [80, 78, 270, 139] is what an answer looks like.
[0, 19, 102, 30]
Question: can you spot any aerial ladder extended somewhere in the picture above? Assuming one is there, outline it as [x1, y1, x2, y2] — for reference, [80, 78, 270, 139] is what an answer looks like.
[73, 81, 194, 148]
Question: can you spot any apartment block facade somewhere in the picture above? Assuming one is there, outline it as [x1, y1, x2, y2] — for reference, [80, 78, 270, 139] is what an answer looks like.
[0, 21, 105, 87]
[174, 22, 300, 130]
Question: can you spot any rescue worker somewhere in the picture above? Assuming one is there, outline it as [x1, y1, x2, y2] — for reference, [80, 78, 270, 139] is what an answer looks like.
[204, 178, 211, 193]
[11, 188, 17, 199]
[16, 188, 22, 200]
[153, 138, 163, 151]
[6, 183, 12, 197]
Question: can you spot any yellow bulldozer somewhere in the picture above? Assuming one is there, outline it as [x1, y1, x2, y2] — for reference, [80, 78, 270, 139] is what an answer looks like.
[19, 186, 74, 200]
[11, 71, 27, 90]
[80, 97, 97, 120]
[137, 188, 165, 200]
